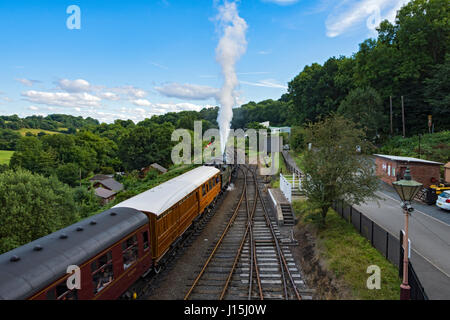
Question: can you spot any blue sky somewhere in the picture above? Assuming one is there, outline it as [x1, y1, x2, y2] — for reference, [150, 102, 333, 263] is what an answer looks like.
[0, 0, 410, 123]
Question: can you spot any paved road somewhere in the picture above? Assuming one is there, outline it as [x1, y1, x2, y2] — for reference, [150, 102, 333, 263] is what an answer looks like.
[354, 190, 450, 300]
[379, 181, 450, 225]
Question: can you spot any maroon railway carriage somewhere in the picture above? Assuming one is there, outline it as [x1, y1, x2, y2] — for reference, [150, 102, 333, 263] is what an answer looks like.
[0, 166, 225, 300]
[0, 207, 151, 300]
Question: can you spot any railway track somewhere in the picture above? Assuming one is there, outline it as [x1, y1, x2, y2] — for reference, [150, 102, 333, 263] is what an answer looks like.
[184, 165, 307, 300]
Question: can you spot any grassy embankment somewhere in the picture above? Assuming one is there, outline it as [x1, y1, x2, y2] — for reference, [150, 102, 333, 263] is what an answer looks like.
[269, 152, 287, 188]
[287, 151, 401, 299]
[0, 150, 14, 165]
[293, 200, 401, 300]
[379, 131, 449, 164]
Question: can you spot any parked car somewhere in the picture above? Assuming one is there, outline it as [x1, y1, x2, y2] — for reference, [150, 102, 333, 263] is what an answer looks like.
[436, 190, 450, 211]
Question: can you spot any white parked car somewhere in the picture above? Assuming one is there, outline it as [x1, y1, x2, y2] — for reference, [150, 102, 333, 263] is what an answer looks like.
[436, 191, 450, 211]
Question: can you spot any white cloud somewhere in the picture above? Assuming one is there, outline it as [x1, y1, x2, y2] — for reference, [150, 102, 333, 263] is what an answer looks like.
[86, 103, 214, 124]
[132, 99, 152, 107]
[155, 83, 220, 100]
[150, 102, 215, 114]
[57, 78, 92, 92]
[325, 0, 410, 38]
[16, 78, 40, 87]
[22, 90, 101, 108]
[98, 92, 120, 101]
[28, 105, 39, 111]
[56, 79, 148, 102]
[111, 85, 148, 99]
[240, 79, 287, 89]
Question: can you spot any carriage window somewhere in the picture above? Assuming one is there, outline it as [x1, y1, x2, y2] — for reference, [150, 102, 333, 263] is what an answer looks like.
[216, 176, 220, 184]
[46, 289, 56, 300]
[91, 251, 114, 295]
[212, 178, 215, 187]
[209, 180, 212, 190]
[46, 278, 78, 300]
[56, 281, 78, 300]
[202, 184, 206, 196]
[122, 235, 138, 270]
[142, 231, 149, 250]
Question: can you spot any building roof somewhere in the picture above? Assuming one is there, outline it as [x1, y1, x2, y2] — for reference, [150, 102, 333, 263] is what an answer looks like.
[0, 207, 148, 300]
[89, 174, 113, 182]
[94, 178, 124, 192]
[374, 154, 443, 165]
[150, 163, 168, 173]
[113, 166, 220, 216]
[444, 162, 450, 169]
[94, 187, 117, 199]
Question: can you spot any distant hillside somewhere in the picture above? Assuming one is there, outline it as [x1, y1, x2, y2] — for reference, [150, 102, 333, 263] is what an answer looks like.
[0, 114, 99, 132]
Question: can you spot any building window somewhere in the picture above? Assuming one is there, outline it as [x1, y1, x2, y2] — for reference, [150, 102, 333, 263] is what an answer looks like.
[142, 231, 149, 250]
[91, 251, 114, 295]
[122, 235, 138, 270]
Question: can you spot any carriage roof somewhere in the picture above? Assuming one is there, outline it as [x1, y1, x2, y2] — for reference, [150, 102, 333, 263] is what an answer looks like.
[113, 166, 220, 216]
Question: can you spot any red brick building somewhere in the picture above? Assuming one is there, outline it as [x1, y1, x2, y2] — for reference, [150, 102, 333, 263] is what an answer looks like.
[445, 162, 450, 184]
[374, 154, 443, 188]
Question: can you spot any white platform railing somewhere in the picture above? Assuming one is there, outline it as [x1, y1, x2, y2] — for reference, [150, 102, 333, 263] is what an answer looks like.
[280, 173, 292, 203]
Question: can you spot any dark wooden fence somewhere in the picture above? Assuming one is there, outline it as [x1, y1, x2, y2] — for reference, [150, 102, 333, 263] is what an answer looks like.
[332, 199, 428, 300]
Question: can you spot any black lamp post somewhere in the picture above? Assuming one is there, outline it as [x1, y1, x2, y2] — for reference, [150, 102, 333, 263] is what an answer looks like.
[392, 167, 423, 300]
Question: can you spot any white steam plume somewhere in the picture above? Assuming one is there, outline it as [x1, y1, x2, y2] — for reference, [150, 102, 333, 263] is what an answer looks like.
[215, 1, 248, 155]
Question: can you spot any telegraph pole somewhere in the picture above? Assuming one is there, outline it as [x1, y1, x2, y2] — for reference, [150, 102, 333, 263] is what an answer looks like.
[401, 96, 406, 138]
[390, 96, 393, 136]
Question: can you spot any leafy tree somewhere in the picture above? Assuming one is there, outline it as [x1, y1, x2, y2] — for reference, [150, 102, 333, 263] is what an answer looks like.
[118, 122, 175, 171]
[424, 54, 450, 131]
[0, 129, 21, 150]
[288, 57, 352, 124]
[301, 114, 379, 225]
[0, 169, 79, 254]
[231, 99, 291, 129]
[9, 136, 57, 176]
[289, 126, 305, 152]
[246, 122, 267, 130]
[338, 87, 386, 140]
[74, 131, 120, 172]
[73, 186, 101, 219]
[56, 163, 80, 187]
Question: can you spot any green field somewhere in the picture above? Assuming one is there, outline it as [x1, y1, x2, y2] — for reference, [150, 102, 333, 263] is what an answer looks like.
[17, 128, 62, 136]
[0, 150, 14, 165]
